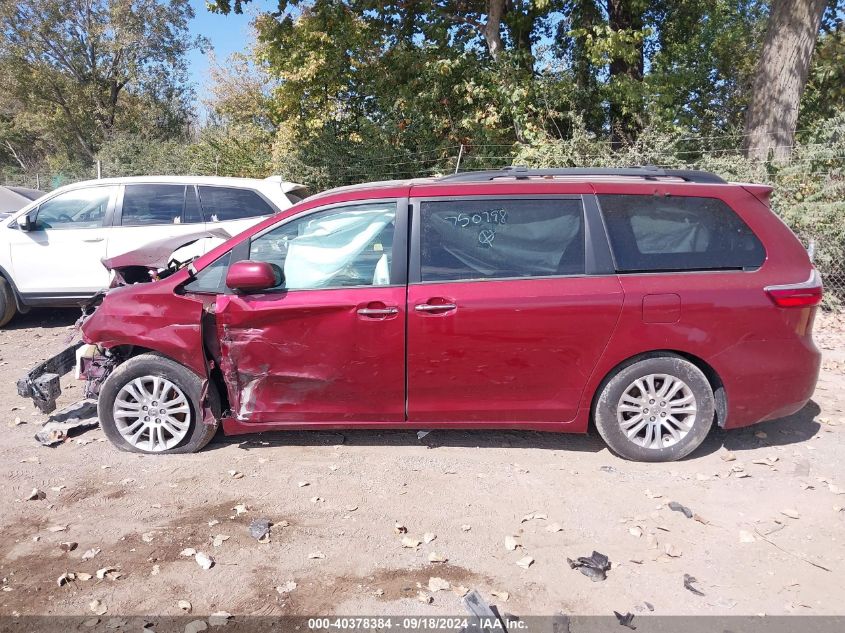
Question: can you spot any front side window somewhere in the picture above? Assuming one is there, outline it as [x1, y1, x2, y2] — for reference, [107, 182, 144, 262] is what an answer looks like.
[249, 202, 396, 290]
[121, 184, 186, 226]
[183, 252, 232, 294]
[199, 186, 276, 222]
[420, 198, 585, 282]
[35, 187, 113, 230]
[598, 194, 766, 272]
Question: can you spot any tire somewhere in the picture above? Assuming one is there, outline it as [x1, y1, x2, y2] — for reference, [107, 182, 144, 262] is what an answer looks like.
[593, 354, 715, 462]
[0, 277, 17, 327]
[98, 353, 220, 454]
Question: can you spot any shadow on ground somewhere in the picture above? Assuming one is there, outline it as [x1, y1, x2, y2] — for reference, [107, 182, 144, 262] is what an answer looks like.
[206, 400, 822, 460]
[6, 307, 79, 331]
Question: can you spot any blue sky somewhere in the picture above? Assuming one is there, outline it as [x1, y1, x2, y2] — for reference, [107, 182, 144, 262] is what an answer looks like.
[186, 0, 272, 104]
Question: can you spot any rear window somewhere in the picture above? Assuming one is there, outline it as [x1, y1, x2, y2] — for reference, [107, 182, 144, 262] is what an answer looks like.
[597, 194, 765, 272]
[420, 198, 585, 282]
[121, 184, 186, 226]
[198, 186, 275, 222]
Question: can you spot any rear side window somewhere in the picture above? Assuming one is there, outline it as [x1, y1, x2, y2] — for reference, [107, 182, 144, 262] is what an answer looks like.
[198, 186, 275, 222]
[121, 184, 186, 226]
[420, 198, 585, 282]
[597, 195, 765, 272]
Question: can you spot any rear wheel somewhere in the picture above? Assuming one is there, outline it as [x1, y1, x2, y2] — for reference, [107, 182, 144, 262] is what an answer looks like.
[98, 353, 219, 454]
[593, 354, 715, 462]
[0, 277, 17, 327]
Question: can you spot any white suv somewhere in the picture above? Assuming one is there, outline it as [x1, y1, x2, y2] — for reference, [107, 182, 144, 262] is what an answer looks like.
[0, 175, 307, 326]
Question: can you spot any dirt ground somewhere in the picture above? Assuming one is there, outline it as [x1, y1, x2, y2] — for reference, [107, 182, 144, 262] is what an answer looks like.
[0, 308, 843, 619]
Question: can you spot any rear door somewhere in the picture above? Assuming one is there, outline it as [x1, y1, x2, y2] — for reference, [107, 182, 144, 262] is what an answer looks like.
[213, 198, 408, 424]
[406, 193, 624, 425]
[106, 184, 207, 262]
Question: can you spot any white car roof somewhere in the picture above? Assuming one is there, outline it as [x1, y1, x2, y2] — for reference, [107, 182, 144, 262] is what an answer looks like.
[55, 175, 307, 190]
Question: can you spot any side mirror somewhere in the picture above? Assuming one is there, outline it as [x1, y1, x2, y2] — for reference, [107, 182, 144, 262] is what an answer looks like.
[225, 260, 284, 292]
[16, 213, 36, 231]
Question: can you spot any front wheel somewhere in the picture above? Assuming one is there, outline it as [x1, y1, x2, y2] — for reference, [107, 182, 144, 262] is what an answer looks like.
[98, 353, 219, 454]
[0, 277, 17, 327]
[593, 354, 715, 462]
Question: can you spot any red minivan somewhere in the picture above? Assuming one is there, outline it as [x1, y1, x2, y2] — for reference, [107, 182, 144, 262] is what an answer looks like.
[20, 167, 822, 461]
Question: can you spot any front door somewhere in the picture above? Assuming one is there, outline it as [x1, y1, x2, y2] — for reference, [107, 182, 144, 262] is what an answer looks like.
[214, 199, 407, 425]
[10, 185, 117, 296]
[406, 195, 624, 425]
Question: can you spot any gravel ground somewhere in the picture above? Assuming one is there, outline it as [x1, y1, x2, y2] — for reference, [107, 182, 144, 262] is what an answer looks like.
[0, 308, 843, 618]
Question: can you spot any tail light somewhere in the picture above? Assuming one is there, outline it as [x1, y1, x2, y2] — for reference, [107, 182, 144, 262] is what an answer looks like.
[765, 270, 823, 308]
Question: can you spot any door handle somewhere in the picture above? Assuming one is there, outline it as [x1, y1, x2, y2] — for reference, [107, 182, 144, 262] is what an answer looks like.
[82, 237, 104, 243]
[357, 307, 399, 316]
[415, 303, 457, 312]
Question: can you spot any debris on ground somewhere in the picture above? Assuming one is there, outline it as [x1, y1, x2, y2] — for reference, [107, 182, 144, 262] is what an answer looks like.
[228, 470, 244, 479]
[81, 548, 100, 560]
[46, 524, 68, 532]
[401, 536, 421, 548]
[393, 522, 407, 534]
[663, 543, 683, 558]
[668, 501, 694, 519]
[461, 524, 471, 532]
[516, 555, 534, 569]
[212, 534, 230, 547]
[781, 508, 800, 519]
[178, 600, 192, 613]
[231, 504, 248, 517]
[208, 611, 232, 626]
[185, 620, 207, 633]
[248, 518, 272, 543]
[417, 591, 433, 604]
[719, 449, 736, 462]
[683, 574, 705, 596]
[567, 551, 611, 581]
[59, 541, 77, 552]
[491, 590, 509, 602]
[521, 511, 548, 522]
[195, 552, 214, 570]
[428, 577, 450, 592]
[26, 488, 46, 501]
[545, 522, 563, 533]
[96, 566, 120, 580]
[308, 551, 325, 559]
[179, 548, 196, 557]
[89, 600, 107, 616]
[428, 552, 447, 563]
[614, 611, 636, 629]
[57, 572, 74, 586]
[423, 532, 436, 543]
[416, 430, 431, 440]
[34, 399, 98, 447]
[504, 535, 519, 551]
[276, 581, 297, 594]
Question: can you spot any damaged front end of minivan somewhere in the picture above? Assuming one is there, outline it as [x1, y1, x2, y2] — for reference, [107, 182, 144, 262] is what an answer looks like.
[17, 230, 229, 417]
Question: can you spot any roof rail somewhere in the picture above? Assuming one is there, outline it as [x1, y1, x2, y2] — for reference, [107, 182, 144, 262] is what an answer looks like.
[439, 165, 726, 184]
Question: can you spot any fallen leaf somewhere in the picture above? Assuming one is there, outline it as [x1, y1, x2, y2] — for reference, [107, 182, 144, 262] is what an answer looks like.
[310, 496, 324, 503]
[195, 552, 214, 570]
[829, 484, 844, 495]
[516, 555, 534, 569]
[178, 600, 192, 613]
[428, 577, 450, 592]
[460, 524, 471, 532]
[228, 470, 244, 479]
[59, 542, 77, 552]
[394, 522, 407, 534]
[628, 526, 643, 538]
[417, 591, 433, 604]
[26, 488, 45, 501]
[298, 481, 309, 487]
[212, 534, 230, 548]
[231, 504, 248, 516]
[491, 590, 510, 602]
[521, 512, 547, 522]
[781, 509, 800, 519]
[545, 522, 563, 533]
[57, 572, 75, 586]
[150, 565, 159, 576]
[428, 552, 447, 563]
[719, 450, 736, 462]
[504, 535, 519, 551]
[308, 551, 325, 559]
[81, 548, 100, 560]
[179, 548, 197, 557]
[50, 485, 66, 492]
[452, 585, 469, 597]
[141, 532, 156, 543]
[47, 525, 68, 533]
[423, 532, 436, 544]
[755, 431, 768, 439]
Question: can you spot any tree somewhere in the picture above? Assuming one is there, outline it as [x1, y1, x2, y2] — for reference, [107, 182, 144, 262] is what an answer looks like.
[743, 0, 828, 161]
[0, 0, 202, 163]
